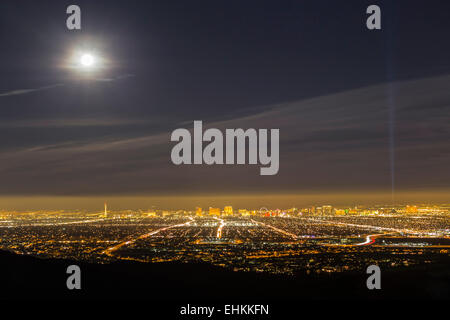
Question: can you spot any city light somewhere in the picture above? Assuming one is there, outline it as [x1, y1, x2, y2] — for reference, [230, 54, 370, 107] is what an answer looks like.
[0, 203, 448, 275]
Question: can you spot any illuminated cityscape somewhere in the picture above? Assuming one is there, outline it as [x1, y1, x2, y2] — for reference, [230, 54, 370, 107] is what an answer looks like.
[0, 0, 449, 305]
[0, 203, 448, 275]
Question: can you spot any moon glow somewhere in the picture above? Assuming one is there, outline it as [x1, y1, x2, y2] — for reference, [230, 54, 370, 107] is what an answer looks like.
[80, 53, 95, 67]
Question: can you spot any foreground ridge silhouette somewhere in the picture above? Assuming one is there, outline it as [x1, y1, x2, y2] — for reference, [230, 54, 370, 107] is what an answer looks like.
[0, 250, 449, 301]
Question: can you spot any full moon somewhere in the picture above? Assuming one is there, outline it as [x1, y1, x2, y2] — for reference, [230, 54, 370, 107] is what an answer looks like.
[80, 53, 95, 67]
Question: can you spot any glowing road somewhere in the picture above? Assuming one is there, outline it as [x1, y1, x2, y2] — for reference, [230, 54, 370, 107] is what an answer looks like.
[354, 233, 385, 246]
[103, 217, 193, 255]
[301, 217, 423, 236]
[251, 219, 298, 240]
[215, 217, 226, 239]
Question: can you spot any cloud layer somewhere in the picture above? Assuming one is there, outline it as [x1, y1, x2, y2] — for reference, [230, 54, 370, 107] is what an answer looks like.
[0, 84, 62, 97]
[0, 75, 448, 196]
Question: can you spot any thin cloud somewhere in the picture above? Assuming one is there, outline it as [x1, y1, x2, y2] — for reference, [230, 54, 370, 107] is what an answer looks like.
[0, 84, 63, 97]
[0, 117, 152, 128]
[0, 73, 134, 99]
[0, 75, 448, 195]
[94, 74, 135, 82]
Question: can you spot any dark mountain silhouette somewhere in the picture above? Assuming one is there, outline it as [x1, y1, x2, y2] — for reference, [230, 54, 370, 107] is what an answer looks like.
[0, 250, 449, 301]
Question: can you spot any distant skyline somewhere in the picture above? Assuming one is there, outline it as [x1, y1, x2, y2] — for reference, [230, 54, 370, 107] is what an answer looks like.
[0, 1, 449, 207]
[0, 190, 448, 211]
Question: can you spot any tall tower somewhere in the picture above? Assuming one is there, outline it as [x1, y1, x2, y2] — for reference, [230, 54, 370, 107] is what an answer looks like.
[104, 201, 107, 217]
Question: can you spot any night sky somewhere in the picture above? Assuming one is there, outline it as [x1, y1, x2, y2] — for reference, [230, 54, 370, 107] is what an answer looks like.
[0, 0, 449, 209]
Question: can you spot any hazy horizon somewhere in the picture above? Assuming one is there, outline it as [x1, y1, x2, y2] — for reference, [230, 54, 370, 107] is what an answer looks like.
[0, 189, 448, 211]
